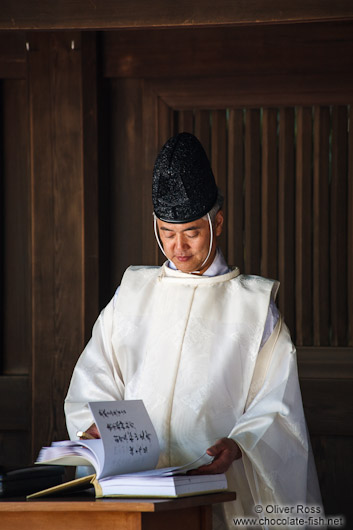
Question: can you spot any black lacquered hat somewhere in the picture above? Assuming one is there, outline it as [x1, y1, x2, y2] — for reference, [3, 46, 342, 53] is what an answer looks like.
[152, 132, 218, 223]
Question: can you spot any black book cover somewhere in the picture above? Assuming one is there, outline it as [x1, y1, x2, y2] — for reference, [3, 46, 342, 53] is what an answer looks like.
[0, 465, 65, 497]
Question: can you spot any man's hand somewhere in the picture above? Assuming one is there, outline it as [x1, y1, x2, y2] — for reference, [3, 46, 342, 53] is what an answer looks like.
[77, 423, 100, 439]
[189, 438, 242, 475]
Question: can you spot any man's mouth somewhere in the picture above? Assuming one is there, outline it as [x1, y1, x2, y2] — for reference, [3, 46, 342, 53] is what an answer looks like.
[176, 255, 192, 262]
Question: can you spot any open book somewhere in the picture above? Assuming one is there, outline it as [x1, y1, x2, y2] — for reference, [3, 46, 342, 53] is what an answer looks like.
[28, 400, 228, 499]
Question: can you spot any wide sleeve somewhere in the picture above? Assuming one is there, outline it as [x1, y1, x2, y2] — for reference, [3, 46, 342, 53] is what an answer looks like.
[228, 319, 322, 509]
[64, 297, 125, 440]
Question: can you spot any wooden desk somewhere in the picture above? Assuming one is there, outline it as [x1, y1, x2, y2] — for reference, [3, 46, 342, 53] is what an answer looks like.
[0, 491, 236, 530]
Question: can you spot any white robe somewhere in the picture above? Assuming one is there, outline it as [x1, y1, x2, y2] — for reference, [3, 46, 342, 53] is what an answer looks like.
[65, 261, 321, 529]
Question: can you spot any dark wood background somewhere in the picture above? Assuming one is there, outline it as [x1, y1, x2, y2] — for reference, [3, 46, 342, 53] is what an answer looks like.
[0, 3, 352, 524]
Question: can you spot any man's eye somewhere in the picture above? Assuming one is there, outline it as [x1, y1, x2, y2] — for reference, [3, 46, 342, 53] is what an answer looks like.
[187, 232, 198, 238]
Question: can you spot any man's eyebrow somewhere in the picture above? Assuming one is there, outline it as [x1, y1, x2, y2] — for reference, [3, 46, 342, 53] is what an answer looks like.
[182, 226, 200, 231]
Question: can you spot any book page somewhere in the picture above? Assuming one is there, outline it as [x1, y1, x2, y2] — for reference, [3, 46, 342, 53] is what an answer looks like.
[36, 439, 103, 472]
[161, 451, 214, 475]
[89, 400, 160, 479]
[114, 451, 214, 478]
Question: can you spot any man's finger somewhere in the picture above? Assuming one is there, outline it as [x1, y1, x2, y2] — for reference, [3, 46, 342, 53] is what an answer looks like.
[77, 423, 100, 439]
[207, 438, 240, 458]
[206, 441, 226, 456]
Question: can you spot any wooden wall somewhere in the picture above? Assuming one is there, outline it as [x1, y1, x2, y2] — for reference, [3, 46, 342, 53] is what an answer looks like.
[0, 31, 99, 469]
[0, 19, 352, 524]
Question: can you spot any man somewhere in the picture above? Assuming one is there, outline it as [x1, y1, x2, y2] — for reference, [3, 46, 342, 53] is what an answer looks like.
[65, 133, 321, 529]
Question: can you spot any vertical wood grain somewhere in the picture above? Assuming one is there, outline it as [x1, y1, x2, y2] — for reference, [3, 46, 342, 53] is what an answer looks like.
[194, 110, 211, 158]
[142, 80, 159, 266]
[2, 79, 31, 374]
[177, 110, 193, 134]
[29, 32, 85, 457]
[110, 78, 144, 285]
[313, 106, 330, 346]
[157, 98, 174, 264]
[331, 106, 348, 346]
[28, 34, 55, 457]
[158, 98, 174, 146]
[50, 32, 85, 417]
[278, 108, 295, 334]
[261, 108, 278, 279]
[296, 107, 313, 346]
[227, 109, 244, 270]
[199, 505, 213, 530]
[348, 106, 353, 346]
[211, 110, 227, 257]
[81, 32, 99, 338]
[244, 109, 261, 275]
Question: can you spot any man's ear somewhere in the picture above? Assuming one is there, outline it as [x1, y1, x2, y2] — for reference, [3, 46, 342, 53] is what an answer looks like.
[215, 210, 224, 237]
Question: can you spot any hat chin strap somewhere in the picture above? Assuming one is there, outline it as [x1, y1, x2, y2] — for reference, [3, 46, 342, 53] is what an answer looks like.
[153, 213, 213, 275]
[153, 213, 168, 259]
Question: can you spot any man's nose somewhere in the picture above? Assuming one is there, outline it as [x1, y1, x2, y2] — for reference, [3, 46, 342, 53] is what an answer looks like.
[175, 234, 189, 251]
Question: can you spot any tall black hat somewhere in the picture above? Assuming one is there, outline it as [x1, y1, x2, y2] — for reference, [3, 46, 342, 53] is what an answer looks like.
[152, 132, 218, 223]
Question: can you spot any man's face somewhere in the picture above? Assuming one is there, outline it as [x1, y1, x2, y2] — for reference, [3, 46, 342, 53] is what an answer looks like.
[156, 210, 224, 274]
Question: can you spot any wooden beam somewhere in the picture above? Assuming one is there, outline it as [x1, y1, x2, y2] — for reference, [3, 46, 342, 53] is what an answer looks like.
[296, 107, 313, 346]
[244, 109, 261, 275]
[81, 32, 99, 339]
[150, 75, 353, 110]
[103, 22, 353, 79]
[1, 1, 353, 30]
[277, 108, 295, 335]
[227, 109, 244, 271]
[330, 107, 348, 346]
[28, 32, 87, 458]
[297, 347, 353, 379]
[261, 108, 278, 279]
[313, 107, 330, 346]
